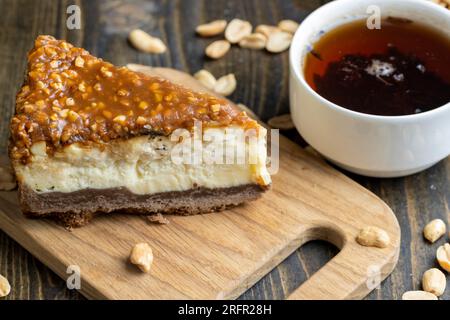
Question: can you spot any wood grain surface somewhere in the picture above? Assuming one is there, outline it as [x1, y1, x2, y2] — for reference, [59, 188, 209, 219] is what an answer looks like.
[0, 0, 448, 300]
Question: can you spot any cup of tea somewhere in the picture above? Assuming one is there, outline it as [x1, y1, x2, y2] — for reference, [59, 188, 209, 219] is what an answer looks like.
[289, 0, 450, 177]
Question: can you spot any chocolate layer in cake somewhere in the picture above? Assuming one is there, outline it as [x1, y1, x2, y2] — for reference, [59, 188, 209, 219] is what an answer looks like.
[19, 184, 267, 228]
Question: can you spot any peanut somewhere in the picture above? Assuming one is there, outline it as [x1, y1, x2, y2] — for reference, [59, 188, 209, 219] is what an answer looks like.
[436, 243, 450, 272]
[225, 19, 252, 43]
[423, 219, 446, 243]
[129, 243, 154, 273]
[0, 274, 11, 298]
[402, 290, 438, 300]
[356, 226, 390, 248]
[266, 31, 293, 53]
[194, 69, 217, 90]
[128, 29, 167, 54]
[196, 20, 227, 37]
[255, 24, 279, 38]
[239, 33, 267, 50]
[214, 74, 237, 96]
[422, 268, 446, 296]
[277, 19, 300, 34]
[205, 40, 231, 59]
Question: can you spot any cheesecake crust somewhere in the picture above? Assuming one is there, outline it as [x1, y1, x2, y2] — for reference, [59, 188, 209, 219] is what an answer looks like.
[10, 35, 257, 163]
[19, 184, 268, 228]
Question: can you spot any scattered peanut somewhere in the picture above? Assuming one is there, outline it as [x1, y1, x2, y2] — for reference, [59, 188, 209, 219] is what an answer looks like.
[266, 31, 293, 53]
[205, 40, 231, 59]
[128, 29, 167, 54]
[214, 74, 237, 96]
[267, 114, 294, 130]
[196, 20, 227, 37]
[402, 290, 438, 300]
[239, 33, 267, 50]
[194, 69, 217, 90]
[277, 19, 300, 34]
[129, 242, 154, 273]
[0, 274, 11, 298]
[255, 24, 279, 38]
[436, 243, 450, 272]
[423, 219, 446, 243]
[422, 268, 446, 296]
[356, 226, 390, 248]
[225, 19, 252, 44]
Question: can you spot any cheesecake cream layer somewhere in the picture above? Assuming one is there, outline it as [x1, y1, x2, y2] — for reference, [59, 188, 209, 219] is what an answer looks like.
[14, 127, 271, 195]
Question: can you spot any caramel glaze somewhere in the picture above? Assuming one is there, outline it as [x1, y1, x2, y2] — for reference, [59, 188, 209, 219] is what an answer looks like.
[10, 35, 257, 163]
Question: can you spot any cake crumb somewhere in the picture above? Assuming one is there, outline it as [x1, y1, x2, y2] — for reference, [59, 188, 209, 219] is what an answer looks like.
[147, 213, 170, 225]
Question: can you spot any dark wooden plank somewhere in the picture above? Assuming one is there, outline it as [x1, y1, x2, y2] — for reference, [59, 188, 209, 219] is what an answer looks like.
[0, 0, 448, 300]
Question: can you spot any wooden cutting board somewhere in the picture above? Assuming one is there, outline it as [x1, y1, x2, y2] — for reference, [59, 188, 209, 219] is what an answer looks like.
[0, 67, 400, 300]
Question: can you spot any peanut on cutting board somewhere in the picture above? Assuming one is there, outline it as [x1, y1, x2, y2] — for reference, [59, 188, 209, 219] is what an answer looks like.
[225, 19, 252, 44]
[196, 19, 227, 37]
[436, 243, 450, 272]
[423, 219, 446, 243]
[422, 268, 446, 296]
[355, 226, 390, 248]
[128, 29, 167, 54]
[402, 290, 438, 300]
[129, 243, 154, 273]
[0, 274, 11, 298]
[205, 40, 231, 59]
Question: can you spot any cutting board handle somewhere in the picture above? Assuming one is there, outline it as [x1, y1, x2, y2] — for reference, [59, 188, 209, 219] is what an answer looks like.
[287, 222, 399, 300]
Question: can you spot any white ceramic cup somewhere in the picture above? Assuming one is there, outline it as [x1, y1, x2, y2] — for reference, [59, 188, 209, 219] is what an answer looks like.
[289, 0, 450, 177]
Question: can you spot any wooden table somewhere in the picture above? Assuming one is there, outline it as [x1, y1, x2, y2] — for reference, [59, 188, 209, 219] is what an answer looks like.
[0, 0, 448, 300]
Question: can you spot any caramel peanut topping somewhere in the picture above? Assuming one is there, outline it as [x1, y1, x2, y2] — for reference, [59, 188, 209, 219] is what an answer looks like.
[11, 36, 256, 162]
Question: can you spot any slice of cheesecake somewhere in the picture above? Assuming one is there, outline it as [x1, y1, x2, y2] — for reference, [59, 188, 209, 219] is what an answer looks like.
[9, 35, 271, 227]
